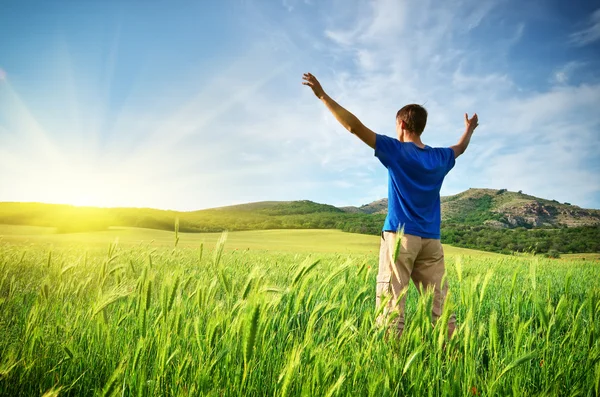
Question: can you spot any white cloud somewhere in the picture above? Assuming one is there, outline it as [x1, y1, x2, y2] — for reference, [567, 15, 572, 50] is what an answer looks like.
[570, 8, 600, 46]
[361, 0, 408, 42]
[467, 83, 600, 206]
[281, 0, 313, 12]
[552, 61, 585, 84]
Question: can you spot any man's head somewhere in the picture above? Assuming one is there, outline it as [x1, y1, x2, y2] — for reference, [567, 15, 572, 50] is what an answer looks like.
[396, 104, 428, 140]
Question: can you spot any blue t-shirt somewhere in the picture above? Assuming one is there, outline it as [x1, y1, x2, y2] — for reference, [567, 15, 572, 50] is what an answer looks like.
[374, 134, 455, 239]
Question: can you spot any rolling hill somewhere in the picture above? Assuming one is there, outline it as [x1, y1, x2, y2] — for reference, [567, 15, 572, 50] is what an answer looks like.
[1, 189, 599, 254]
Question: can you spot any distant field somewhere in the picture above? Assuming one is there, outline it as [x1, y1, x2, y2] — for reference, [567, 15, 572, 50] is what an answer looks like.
[0, 224, 502, 257]
[562, 252, 600, 261]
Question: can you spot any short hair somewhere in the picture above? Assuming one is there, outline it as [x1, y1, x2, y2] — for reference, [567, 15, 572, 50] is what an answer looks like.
[396, 104, 428, 135]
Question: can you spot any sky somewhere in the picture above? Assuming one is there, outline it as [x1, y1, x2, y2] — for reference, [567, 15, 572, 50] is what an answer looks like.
[1, 0, 599, 211]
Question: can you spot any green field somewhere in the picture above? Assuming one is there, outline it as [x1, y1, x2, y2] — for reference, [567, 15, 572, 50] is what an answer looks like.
[0, 225, 599, 396]
[0, 224, 501, 257]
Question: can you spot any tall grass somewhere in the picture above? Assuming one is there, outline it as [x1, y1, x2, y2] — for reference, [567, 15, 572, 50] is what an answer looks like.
[0, 234, 599, 396]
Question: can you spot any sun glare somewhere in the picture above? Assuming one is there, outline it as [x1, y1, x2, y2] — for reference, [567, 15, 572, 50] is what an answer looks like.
[54, 176, 115, 208]
[0, 61, 168, 209]
[33, 165, 133, 208]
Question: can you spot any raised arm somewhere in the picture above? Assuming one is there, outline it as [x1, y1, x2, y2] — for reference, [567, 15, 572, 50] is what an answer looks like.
[451, 113, 479, 159]
[302, 73, 376, 149]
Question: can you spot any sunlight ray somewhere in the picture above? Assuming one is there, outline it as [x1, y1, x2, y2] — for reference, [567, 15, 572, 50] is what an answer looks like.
[56, 37, 85, 156]
[0, 81, 65, 166]
[121, 59, 292, 171]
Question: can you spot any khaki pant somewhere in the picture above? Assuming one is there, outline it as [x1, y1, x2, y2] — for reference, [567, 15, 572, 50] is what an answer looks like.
[376, 231, 456, 335]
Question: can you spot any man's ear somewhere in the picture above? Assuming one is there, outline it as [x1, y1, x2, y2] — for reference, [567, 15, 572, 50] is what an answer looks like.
[399, 120, 407, 130]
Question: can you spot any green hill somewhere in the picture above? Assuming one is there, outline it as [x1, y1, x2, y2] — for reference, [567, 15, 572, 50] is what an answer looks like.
[1, 189, 599, 254]
[211, 200, 344, 215]
[0, 200, 383, 235]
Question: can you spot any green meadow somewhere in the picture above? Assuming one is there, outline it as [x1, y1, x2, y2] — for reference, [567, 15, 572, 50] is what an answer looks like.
[0, 225, 599, 396]
[0, 225, 498, 257]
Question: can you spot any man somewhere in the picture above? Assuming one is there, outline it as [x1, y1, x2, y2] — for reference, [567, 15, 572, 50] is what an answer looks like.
[302, 72, 478, 337]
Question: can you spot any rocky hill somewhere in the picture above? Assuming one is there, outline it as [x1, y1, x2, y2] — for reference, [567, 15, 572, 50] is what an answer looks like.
[340, 188, 600, 229]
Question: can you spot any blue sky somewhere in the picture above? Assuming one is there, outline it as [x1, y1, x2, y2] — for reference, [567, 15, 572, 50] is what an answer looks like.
[1, 0, 599, 210]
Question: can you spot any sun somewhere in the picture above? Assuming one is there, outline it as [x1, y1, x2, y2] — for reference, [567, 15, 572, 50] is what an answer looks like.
[53, 176, 115, 207]
[30, 164, 134, 208]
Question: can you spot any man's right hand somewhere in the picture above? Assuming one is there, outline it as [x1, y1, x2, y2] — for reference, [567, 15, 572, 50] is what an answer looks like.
[465, 113, 479, 133]
[302, 73, 326, 99]
[302, 72, 376, 149]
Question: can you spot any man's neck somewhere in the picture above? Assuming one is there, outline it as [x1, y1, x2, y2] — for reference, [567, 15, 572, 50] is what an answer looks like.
[400, 131, 425, 148]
